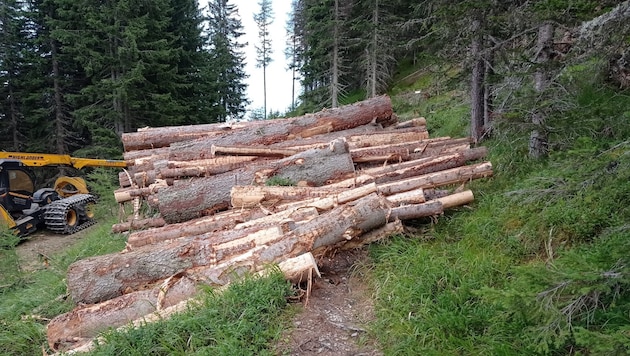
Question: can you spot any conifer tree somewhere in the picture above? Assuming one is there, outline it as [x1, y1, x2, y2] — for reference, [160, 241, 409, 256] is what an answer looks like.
[0, 0, 27, 150]
[205, 0, 249, 121]
[254, 0, 274, 119]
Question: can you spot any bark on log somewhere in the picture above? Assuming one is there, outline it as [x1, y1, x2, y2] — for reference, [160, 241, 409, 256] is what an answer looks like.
[157, 142, 354, 223]
[389, 200, 443, 221]
[123, 147, 170, 166]
[114, 181, 168, 203]
[374, 162, 493, 193]
[253, 138, 354, 186]
[167, 96, 394, 162]
[67, 225, 287, 304]
[211, 145, 298, 157]
[158, 156, 260, 180]
[328, 149, 489, 190]
[370, 147, 488, 184]
[394, 117, 426, 129]
[111, 217, 166, 234]
[122, 120, 267, 152]
[48, 274, 198, 351]
[126, 206, 320, 250]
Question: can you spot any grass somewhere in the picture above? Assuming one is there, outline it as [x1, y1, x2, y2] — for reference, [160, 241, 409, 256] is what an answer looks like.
[89, 272, 292, 356]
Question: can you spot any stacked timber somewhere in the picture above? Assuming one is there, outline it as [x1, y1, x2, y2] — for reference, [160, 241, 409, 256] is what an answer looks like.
[46, 95, 493, 353]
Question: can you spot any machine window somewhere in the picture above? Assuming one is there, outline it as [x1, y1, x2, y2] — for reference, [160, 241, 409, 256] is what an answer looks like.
[9, 170, 35, 193]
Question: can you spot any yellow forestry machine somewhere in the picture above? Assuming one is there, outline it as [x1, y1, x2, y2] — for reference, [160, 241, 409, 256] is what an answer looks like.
[0, 152, 126, 237]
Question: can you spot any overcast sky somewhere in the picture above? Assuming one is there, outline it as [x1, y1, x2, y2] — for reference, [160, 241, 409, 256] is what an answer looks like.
[238, 0, 297, 116]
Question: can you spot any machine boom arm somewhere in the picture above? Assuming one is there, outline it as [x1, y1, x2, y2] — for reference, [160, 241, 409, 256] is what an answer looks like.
[0, 152, 126, 169]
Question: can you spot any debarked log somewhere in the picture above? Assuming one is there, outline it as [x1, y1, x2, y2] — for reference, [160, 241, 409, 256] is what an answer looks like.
[230, 185, 346, 209]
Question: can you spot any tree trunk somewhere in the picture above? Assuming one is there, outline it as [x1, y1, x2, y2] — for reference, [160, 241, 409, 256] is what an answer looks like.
[470, 15, 485, 144]
[529, 22, 553, 158]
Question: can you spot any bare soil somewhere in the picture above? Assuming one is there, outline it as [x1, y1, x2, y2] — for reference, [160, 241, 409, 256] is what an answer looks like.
[15, 230, 87, 272]
[275, 249, 382, 356]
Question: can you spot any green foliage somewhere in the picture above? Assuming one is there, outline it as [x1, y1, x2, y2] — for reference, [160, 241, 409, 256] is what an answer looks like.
[85, 168, 123, 208]
[0, 228, 22, 291]
[88, 271, 292, 355]
[532, 0, 611, 22]
[265, 176, 296, 187]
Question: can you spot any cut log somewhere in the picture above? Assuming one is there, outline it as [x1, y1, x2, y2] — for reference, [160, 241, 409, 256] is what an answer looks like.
[167, 96, 394, 162]
[437, 189, 475, 208]
[126, 206, 320, 250]
[386, 188, 426, 205]
[157, 142, 355, 223]
[122, 120, 267, 152]
[370, 147, 488, 184]
[328, 150, 490, 190]
[123, 147, 170, 166]
[253, 138, 354, 186]
[158, 156, 260, 180]
[273, 183, 378, 212]
[231, 185, 345, 209]
[114, 181, 168, 203]
[394, 117, 426, 129]
[389, 200, 443, 221]
[344, 128, 428, 149]
[67, 225, 286, 304]
[315, 220, 405, 254]
[211, 145, 299, 157]
[47, 274, 198, 352]
[111, 217, 166, 234]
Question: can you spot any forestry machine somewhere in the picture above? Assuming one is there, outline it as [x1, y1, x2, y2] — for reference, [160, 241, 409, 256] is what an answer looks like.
[0, 152, 126, 237]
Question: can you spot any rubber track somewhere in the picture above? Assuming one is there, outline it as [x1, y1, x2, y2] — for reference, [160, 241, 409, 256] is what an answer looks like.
[44, 194, 97, 234]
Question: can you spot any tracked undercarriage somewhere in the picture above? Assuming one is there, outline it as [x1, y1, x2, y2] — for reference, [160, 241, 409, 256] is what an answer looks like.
[44, 194, 97, 234]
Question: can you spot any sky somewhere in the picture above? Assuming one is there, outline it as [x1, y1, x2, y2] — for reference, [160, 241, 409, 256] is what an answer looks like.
[238, 0, 297, 117]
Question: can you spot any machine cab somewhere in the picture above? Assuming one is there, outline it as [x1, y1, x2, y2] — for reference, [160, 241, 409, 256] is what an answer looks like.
[0, 160, 36, 213]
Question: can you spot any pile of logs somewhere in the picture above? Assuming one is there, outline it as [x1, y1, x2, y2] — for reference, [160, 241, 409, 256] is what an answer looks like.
[46, 95, 493, 353]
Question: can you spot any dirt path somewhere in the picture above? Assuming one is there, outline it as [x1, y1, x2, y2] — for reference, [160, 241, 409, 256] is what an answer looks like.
[275, 249, 382, 356]
[15, 231, 86, 272]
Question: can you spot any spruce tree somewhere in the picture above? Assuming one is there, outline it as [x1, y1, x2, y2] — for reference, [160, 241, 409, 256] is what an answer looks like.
[205, 0, 249, 121]
[0, 0, 27, 150]
[254, 0, 274, 119]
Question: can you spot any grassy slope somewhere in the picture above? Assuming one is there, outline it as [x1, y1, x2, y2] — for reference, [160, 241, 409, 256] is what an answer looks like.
[367, 60, 630, 355]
